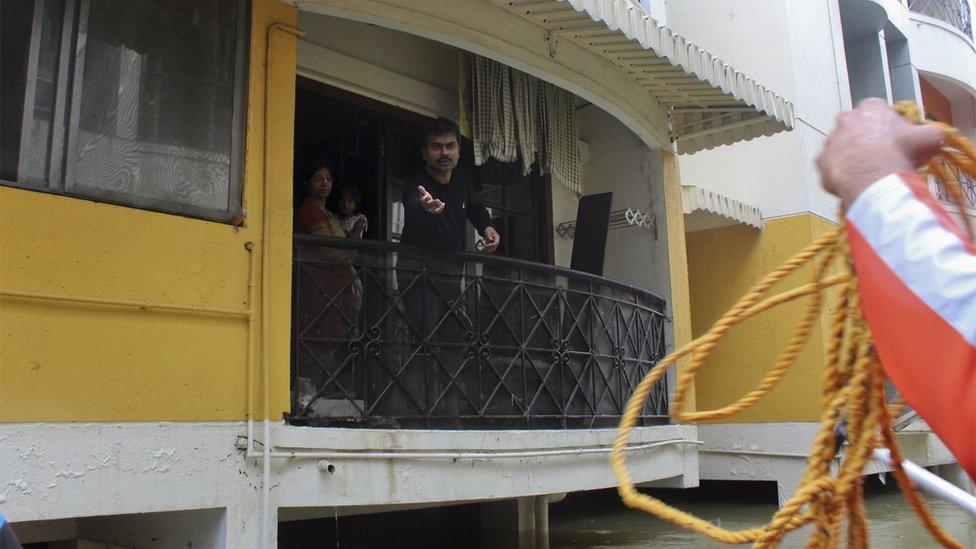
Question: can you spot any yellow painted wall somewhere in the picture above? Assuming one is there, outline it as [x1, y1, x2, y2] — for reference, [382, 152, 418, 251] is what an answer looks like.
[0, 0, 298, 422]
[662, 152, 695, 412]
[0, 0, 698, 425]
[685, 214, 839, 422]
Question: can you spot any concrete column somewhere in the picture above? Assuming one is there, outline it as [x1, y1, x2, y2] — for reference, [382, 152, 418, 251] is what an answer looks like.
[534, 496, 550, 549]
[885, 36, 920, 104]
[481, 496, 549, 549]
[845, 32, 893, 103]
[225, 502, 266, 549]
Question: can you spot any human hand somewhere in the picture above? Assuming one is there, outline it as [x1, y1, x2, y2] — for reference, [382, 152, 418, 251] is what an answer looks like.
[418, 185, 445, 215]
[483, 227, 500, 252]
[352, 217, 366, 236]
[816, 98, 944, 211]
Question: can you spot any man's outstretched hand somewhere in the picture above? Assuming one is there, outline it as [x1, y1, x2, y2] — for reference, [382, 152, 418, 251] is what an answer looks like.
[418, 185, 445, 215]
[483, 227, 500, 252]
[816, 98, 944, 210]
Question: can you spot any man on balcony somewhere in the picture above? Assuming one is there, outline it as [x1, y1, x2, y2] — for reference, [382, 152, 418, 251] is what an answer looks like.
[398, 117, 501, 345]
[400, 117, 501, 254]
[396, 118, 501, 420]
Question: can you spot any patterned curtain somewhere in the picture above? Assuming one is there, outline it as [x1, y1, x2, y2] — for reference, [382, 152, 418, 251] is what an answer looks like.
[469, 54, 581, 195]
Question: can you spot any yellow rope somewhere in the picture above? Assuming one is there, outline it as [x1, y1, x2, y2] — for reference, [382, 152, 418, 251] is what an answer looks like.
[612, 102, 975, 548]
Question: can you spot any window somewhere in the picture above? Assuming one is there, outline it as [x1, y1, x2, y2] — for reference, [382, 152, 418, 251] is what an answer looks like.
[1, 0, 248, 222]
[472, 159, 549, 262]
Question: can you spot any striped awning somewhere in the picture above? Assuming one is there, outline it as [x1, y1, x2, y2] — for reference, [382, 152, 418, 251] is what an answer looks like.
[500, 0, 795, 153]
[682, 185, 763, 229]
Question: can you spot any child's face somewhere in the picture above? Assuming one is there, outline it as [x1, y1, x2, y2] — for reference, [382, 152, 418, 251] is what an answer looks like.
[339, 194, 356, 216]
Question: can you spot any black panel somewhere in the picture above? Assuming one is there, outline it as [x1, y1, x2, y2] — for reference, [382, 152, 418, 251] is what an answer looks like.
[570, 192, 613, 276]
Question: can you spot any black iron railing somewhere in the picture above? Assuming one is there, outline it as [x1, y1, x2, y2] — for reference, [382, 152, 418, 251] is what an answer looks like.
[290, 235, 670, 429]
[933, 159, 976, 209]
[908, 0, 973, 39]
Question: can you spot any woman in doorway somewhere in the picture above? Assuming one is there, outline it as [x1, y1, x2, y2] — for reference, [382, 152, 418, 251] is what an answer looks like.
[295, 161, 345, 237]
[294, 161, 359, 416]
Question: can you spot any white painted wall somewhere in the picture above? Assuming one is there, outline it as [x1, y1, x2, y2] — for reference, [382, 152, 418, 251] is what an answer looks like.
[1, 422, 698, 547]
[577, 106, 671, 303]
[299, 13, 457, 93]
[666, 0, 976, 226]
[664, 1, 796, 99]
[551, 182, 578, 269]
[665, 0, 846, 222]
[297, 13, 459, 119]
[906, 11, 976, 97]
[698, 422, 957, 507]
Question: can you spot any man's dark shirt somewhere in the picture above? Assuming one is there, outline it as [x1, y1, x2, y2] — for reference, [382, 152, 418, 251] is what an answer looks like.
[400, 169, 494, 252]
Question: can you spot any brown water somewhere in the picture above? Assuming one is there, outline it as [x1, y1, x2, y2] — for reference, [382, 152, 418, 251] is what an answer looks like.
[549, 480, 976, 548]
[276, 478, 974, 547]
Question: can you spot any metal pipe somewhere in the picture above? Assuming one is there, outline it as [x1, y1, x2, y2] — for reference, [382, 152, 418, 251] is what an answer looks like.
[260, 21, 305, 549]
[265, 438, 702, 461]
[0, 289, 250, 319]
[873, 449, 976, 515]
[245, 242, 256, 458]
[697, 448, 814, 459]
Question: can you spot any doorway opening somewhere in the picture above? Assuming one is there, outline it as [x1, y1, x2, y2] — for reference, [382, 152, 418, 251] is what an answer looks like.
[293, 76, 553, 261]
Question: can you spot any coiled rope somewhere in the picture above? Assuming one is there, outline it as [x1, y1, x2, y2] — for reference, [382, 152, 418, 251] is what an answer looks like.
[611, 102, 975, 548]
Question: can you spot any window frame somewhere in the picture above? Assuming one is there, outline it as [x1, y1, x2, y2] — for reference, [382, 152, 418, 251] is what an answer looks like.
[472, 161, 550, 263]
[1, 0, 251, 224]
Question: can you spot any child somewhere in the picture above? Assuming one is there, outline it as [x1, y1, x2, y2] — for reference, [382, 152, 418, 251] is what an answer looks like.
[336, 186, 367, 313]
[337, 186, 367, 240]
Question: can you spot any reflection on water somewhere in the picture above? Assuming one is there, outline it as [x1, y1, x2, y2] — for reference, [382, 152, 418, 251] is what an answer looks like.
[550, 479, 975, 548]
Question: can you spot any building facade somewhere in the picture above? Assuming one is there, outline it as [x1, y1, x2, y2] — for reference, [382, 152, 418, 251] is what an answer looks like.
[1, 1, 795, 547]
[7, 0, 969, 546]
[663, 0, 975, 504]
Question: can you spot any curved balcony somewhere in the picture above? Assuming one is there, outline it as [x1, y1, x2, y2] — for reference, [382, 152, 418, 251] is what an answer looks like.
[290, 235, 670, 430]
[908, 0, 973, 39]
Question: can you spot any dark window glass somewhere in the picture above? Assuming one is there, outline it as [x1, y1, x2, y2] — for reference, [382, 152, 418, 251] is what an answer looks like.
[0, 0, 63, 185]
[68, 0, 245, 217]
[473, 159, 546, 261]
[0, 0, 248, 223]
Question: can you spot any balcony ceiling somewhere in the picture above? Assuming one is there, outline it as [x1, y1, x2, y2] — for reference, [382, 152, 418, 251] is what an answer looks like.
[498, 0, 795, 153]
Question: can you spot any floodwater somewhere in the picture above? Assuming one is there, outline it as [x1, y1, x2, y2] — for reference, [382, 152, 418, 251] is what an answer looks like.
[549, 479, 976, 548]
[277, 477, 974, 548]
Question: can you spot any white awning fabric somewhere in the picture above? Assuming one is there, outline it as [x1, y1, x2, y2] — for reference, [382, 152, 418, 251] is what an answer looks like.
[682, 185, 764, 229]
[500, 0, 795, 154]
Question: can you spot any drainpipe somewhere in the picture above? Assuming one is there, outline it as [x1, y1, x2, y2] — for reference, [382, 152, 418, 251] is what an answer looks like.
[245, 241, 256, 458]
[260, 21, 304, 549]
[268, 439, 703, 461]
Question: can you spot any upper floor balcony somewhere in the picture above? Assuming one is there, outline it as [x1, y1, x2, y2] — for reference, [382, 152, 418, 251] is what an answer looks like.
[290, 235, 670, 430]
[908, 0, 973, 39]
